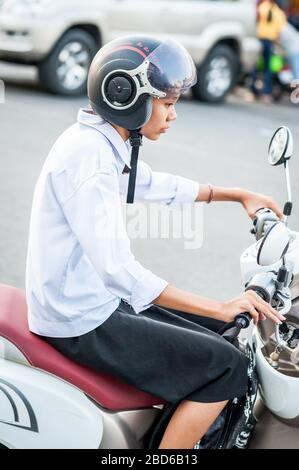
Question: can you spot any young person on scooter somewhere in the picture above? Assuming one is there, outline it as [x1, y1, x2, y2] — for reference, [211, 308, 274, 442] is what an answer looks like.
[25, 35, 285, 449]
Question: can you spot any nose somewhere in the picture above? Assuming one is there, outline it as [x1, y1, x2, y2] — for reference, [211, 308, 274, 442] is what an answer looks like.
[168, 107, 177, 121]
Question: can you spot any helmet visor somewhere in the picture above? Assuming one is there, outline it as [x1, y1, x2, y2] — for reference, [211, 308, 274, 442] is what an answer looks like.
[146, 38, 197, 98]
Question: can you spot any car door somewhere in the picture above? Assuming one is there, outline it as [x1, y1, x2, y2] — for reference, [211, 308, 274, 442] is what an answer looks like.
[106, 0, 222, 38]
[106, 0, 256, 41]
[106, 0, 168, 40]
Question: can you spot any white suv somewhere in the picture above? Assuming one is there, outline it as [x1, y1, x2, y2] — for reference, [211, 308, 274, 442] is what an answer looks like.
[0, 0, 260, 102]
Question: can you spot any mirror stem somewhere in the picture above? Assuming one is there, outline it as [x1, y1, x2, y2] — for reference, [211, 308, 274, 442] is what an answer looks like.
[283, 161, 292, 225]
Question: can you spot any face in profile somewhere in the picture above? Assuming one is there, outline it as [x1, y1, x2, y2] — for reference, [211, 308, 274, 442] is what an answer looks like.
[140, 97, 179, 141]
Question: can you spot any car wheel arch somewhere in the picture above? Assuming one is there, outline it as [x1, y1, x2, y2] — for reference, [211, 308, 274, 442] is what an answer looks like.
[43, 23, 102, 60]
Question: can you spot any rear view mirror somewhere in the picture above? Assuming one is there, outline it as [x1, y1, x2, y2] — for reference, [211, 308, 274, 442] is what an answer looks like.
[268, 126, 293, 166]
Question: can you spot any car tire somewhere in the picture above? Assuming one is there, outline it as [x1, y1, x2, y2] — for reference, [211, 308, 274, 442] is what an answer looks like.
[192, 45, 238, 103]
[38, 29, 98, 96]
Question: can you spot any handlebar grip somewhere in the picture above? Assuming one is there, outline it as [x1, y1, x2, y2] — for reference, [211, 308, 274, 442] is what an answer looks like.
[234, 312, 252, 329]
[220, 312, 251, 342]
[251, 208, 279, 240]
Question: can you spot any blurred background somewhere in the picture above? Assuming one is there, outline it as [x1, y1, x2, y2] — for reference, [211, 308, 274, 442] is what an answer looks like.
[0, 0, 298, 301]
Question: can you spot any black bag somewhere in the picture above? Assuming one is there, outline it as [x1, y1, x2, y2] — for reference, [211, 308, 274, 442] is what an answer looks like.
[146, 339, 258, 450]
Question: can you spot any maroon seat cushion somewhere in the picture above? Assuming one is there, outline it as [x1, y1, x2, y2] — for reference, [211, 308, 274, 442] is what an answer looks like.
[0, 284, 166, 411]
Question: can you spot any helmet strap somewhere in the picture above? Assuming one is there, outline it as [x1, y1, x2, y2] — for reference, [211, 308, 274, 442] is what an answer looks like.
[126, 129, 143, 204]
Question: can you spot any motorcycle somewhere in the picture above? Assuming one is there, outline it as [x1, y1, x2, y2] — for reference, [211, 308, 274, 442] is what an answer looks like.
[0, 126, 298, 449]
[241, 126, 299, 449]
[250, 49, 293, 102]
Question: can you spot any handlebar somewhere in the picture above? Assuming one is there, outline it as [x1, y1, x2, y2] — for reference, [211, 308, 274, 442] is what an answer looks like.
[219, 312, 252, 343]
[220, 288, 267, 343]
[251, 207, 279, 241]
[234, 312, 252, 329]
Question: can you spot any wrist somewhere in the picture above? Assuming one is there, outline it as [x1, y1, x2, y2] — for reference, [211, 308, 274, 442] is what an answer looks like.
[208, 300, 227, 321]
[235, 187, 249, 204]
[214, 302, 225, 322]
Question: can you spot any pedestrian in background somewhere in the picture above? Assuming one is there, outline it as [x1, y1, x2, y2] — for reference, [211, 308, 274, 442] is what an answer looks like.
[256, 0, 287, 103]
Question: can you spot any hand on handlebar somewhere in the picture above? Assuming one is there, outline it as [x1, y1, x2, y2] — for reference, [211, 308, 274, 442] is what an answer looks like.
[241, 191, 284, 221]
[220, 291, 286, 326]
[251, 207, 280, 240]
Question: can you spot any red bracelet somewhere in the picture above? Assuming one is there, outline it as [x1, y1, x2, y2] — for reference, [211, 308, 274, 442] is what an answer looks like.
[206, 183, 214, 204]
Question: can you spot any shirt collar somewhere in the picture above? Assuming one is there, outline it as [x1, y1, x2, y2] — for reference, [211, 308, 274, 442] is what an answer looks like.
[77, 107, 132, 169]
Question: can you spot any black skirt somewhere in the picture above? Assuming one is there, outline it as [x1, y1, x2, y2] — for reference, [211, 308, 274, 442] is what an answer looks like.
[43, 300, 249, 404]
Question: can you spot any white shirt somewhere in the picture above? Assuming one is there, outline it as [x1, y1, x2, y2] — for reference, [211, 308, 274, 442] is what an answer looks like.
[25, 108, 200, 337]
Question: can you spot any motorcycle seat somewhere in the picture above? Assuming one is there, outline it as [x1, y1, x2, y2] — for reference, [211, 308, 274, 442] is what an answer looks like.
[0, 284, 166, 411]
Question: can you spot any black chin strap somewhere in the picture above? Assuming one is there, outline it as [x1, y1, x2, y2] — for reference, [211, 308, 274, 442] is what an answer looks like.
[126, 129, 143, 204]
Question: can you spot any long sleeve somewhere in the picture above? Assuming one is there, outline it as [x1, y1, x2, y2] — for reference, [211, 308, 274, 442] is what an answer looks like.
[119, 159, 201, 205]
[56, 169, 168, 314]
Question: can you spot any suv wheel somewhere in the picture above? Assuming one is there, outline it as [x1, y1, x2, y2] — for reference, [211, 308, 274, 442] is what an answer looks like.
[192, 45, 238, 103]
[38, 29, 98, 96]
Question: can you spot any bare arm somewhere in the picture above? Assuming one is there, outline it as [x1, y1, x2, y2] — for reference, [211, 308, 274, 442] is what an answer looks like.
[153, 284, 223, 320]
[195, 185, 283, 219]
[196, 185, 244, 203]
[153, 284, 285, 325]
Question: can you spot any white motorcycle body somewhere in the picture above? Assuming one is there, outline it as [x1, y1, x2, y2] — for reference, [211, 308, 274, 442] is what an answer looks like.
[240, 228, 299, 442]
[241, 229, 299, 301]
[0, 345, 103, 449]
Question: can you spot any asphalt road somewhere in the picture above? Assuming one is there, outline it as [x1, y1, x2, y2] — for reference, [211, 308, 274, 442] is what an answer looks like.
[0, 63, 298, 303]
